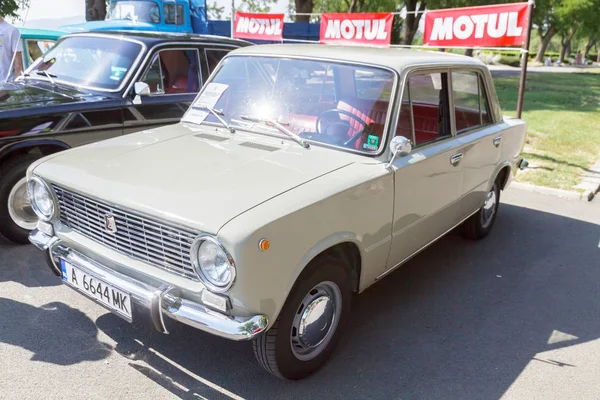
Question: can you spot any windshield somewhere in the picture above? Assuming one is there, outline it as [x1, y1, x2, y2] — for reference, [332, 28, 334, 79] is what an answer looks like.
[183, 56, 395, 154]
[29, 36, 143, 91]
[107, 1, 160, 23]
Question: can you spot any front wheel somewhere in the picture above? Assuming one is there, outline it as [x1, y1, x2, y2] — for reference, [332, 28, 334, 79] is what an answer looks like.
[461, 181, 500, 240]
[253, 256, 351, 380]
[0, 156, 40, 243]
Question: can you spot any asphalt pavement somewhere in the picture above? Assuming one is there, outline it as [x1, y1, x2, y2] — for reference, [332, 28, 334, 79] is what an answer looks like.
[1, 187, 599, 400]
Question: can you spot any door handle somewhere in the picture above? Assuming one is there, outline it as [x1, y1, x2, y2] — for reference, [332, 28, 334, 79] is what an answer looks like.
[493, 136, 502, 147]
[450, 153, 463, 166]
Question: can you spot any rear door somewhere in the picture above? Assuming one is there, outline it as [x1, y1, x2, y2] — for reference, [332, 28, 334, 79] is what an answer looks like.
[386, 69, 464, 269]
[451, 69, 502, 220]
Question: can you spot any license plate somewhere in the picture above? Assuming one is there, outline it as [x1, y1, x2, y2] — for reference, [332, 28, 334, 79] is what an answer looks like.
[60, 259, 132, 321]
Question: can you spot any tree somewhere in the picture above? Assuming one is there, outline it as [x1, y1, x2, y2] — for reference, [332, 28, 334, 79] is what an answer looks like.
[402, 0, 426, 45]
[86, 0, 107, 21]
[208, 1, 225, 19]
[576, 0, 600, 61]
[554, 0, 595, 63]
[236, 0, 278, 13]
[294, 0, 314, 23]
[533, 0, 559, 63]
[0, 0, 29, 19]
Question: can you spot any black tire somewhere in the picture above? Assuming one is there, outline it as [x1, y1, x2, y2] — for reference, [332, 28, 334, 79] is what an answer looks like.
[0, 155, 40, 244]
[461, 181, 500, 240]
[253, 255, 351, 380]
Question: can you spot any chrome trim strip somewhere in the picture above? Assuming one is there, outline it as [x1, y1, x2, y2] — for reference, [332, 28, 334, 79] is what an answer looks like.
[376, 208, 480, 281]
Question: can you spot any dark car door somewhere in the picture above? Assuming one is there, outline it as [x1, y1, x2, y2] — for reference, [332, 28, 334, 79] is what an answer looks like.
[123, 44, 236, 135]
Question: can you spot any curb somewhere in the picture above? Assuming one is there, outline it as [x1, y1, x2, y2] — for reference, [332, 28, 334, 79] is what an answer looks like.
[574, 159, 600, 202]
[513, 158, 600, 202]
[510, 181, 592, 201]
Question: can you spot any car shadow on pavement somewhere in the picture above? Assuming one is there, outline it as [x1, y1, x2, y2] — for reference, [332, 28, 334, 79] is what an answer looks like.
[0, 236, 61, 288]
[93, 202, 599, 399]
[0, 299, 111, 365]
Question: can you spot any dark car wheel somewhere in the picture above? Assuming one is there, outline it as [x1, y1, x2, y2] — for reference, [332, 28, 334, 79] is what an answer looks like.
[253, 255, 351, 380]
[0, 156, 40, 244]
[461, 181, 500, 240]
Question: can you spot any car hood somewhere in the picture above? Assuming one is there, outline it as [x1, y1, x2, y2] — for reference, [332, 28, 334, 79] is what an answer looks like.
[0, 80, 101, 110]
[61, 20, 158, 33]
[33, 123, 363, 234]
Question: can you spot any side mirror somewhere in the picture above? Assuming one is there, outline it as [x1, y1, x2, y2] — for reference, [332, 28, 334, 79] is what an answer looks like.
[133, 82, 150, 105]
[386, 136, 412, 169]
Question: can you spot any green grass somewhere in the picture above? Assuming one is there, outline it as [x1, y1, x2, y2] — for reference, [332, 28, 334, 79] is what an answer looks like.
[493, 72, 600, 190]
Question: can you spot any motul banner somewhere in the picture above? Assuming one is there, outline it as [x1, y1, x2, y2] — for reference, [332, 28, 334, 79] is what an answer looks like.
[320, 13, 394, 47]
[424, 3, 529, 47]
[233, 12, 284, 41]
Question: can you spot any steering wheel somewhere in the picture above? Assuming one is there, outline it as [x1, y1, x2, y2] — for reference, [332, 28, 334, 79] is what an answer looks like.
[315, 109, 368, 147]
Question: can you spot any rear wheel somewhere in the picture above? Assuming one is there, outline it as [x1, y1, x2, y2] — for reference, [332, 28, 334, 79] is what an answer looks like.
[461, 181, 500, 240]
[0, 156, 40, 243]
[253, 256, 351, 380]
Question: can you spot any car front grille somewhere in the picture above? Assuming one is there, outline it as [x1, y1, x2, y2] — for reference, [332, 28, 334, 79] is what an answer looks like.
[52, 185, 199, 280]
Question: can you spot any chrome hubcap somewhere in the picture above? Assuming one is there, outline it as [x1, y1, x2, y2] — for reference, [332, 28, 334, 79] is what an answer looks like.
[481, 188, 497, 228]
[290, 281, 342, 361]
[7, 177, 38, 230]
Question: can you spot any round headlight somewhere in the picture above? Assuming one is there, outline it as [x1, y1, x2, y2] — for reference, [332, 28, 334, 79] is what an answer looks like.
[191, 236, 236, 292]
[27, 177, 55, 221]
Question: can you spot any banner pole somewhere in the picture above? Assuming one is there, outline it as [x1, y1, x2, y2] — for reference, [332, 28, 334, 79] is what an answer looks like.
[516, 0, 535, 119]
[231, 0, 235, 38]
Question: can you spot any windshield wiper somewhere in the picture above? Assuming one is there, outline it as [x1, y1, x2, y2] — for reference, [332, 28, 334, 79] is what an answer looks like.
[240, 115, 309, 149]
[36, 70, 57, 85]
[193, 106, 235, 133]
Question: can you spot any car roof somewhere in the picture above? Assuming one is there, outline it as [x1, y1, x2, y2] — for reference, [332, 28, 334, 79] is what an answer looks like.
[18, 28, 65, 40]
[66, 30, 252, 47]
[229, 44, 485, 72]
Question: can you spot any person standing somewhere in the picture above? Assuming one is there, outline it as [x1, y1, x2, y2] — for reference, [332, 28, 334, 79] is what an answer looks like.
[0, 15, 23, 82]
[576, 50, 582, 66]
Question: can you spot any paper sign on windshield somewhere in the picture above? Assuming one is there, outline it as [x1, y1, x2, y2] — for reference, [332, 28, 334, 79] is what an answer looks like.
[182, 83, 228, 125]
[424, 2, 529, 47]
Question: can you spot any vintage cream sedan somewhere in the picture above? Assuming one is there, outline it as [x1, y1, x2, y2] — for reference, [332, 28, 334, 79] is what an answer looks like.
[28, 44, 527, 379]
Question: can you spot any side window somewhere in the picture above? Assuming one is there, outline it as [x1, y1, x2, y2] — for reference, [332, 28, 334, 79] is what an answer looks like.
[409, 72, 451, 146]
[25, 40, 56, 65]
[204, 49, 231, 74]
[452, 71, 493, 133]
[141, 49, 200, 95]
[164, 4, 184, 25]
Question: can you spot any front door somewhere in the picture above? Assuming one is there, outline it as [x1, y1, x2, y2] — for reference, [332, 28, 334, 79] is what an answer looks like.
[124, 48, 203, 135]
[451, 69, 502, 219]
[385, 70, 464, 270]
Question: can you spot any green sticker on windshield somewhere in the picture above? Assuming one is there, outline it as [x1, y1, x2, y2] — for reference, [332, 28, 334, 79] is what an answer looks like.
[367, 135, 379, 147]
[110, 66, 127, 81]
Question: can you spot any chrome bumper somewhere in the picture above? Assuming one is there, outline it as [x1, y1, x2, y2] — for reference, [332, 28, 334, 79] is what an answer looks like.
[30, 230, 268, 341]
